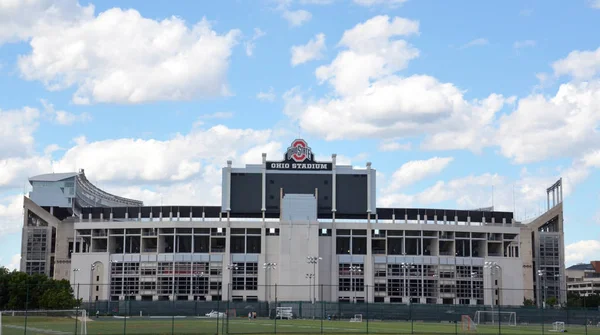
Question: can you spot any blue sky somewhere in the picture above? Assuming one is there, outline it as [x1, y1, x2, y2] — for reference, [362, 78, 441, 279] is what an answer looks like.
[1, 0, 600, 269]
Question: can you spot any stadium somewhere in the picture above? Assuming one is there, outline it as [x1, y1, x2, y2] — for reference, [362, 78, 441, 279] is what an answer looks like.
[16, 139, 573, 334]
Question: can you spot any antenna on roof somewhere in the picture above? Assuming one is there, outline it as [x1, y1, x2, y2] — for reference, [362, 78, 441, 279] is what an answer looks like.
[491, 185, 494, 208]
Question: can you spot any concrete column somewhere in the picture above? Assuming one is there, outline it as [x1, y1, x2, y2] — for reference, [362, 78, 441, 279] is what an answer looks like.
[366, 162, 372, 214]
[332, 154, 337, 214]
[261, 153, 267, 217]
[226, 160, 232, 212]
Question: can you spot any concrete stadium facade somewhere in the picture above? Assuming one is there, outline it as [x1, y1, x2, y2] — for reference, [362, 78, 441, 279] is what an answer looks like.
[20, 139, 566, 307]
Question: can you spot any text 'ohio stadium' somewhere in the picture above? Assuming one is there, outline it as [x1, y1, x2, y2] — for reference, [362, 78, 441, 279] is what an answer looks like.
[21, 139, 565, 308]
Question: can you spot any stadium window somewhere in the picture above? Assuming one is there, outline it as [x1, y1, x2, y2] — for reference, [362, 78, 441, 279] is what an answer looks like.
[319, 229, 331, 237]
[336, 237, 350, 255]
[96, 276, 99, 281]
[352, 237, 367, 255]
[230, 236, 245, 253]
[266, 228, 280, 236]
[246, 236, 261, 253]
[96, 286, 99, 292]
[245, 277, 257, 291]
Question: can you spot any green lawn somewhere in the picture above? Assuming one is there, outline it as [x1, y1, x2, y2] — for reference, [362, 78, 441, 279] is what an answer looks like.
[2, 316, 600, 335]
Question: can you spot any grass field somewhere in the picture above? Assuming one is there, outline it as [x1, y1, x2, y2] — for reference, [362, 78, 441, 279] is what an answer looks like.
[2, 316, 600, 335]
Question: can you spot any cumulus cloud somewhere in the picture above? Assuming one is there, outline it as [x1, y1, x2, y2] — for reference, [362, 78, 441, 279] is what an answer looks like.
[552, 47, 600, 80]
[0, 195, 24, 237]
[384, 157, 454, 193]
[285, 75, 509, 151]
[566, 240, 600, 265]
[291, 33, 326, 66]
[379, 173, 504, 209]
[8, 2, 241, 104]
[315, 15, 419, 96]
[0, 122, 281, 191]
[40, 99, 90, 125]
[0, 0, 93, 44]
[496, 81, 600, 164]
[0, 107, 40, 158]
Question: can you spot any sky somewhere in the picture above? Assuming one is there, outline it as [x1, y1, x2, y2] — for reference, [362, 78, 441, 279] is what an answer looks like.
[1, 0, 600, 270]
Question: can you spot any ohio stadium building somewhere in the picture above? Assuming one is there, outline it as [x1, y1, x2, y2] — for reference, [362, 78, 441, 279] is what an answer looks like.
[20, 139, 566, 308]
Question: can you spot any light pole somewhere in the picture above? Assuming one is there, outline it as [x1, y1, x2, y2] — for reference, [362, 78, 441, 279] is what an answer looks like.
[194, 271, 205, 316]
[306, 256, 322, 304]
[470, 271, 477, 302]
[73, 268, 80, 299]
[484, 261, 502, 309]
[349, 266, 362, 303]
[264, 263, 277, 302]
[305, 273, 315, 302]
[401, 262, 413, 301]
[538, 269, 546, 308]
[89, 263, 98, 303]
[226, 264, 239, 301]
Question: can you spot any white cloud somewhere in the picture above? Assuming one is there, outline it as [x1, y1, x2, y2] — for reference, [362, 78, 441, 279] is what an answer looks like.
[0, 195, 24, 237]
[291, 33, 326, 66]
[379, 173, 504, 209]
[281, 9, 312, 27]
[566, 240, 600, 265]
[496, 81, 600, 164]
[0, 107, 40, 158]
[0, 0, 94, 45]
[315, 15, 419, 96]
[552, 47, 600, 80]
[257, 87, 276, 102]
[353, 0, 408, 7]
[285, 75, 509, 152]
[245, 28, 266, 57]
[5, 254, 21, 271]
[378, 139, 411, 152]
[460, 38, 489, 49]
[513, 40, 536, 49]
[40, 99, 90, 125]
[11, 3, 241, 104]
[384, 157, 453, 193]
[0, 124, 280, 191]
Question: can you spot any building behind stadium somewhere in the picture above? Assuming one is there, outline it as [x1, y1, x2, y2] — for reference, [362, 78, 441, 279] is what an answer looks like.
[20, 139, 566, 308]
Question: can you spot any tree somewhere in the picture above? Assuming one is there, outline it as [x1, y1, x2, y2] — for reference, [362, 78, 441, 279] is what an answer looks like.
[0, 266, 78, 310]
[523, 298, 535, 306]
[546, 296, 558, 307]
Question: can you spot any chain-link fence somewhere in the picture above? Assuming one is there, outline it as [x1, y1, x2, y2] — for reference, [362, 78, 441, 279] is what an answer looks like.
[2, 284, 600, 334]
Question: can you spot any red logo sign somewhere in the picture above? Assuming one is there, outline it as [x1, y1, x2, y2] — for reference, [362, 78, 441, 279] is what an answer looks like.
[286, 139, 313, 163]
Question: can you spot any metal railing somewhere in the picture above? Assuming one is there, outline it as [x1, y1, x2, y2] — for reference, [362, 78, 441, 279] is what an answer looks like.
[3, 284, 600, 334]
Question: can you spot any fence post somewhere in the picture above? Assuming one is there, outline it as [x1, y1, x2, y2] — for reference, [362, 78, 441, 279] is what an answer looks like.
[498, 288, 501, 335]
[23, 282, 29, 335]
[541, 297, 544, 335]
[410, 301, 413, 334]
[366, 285, 369, 334]
[75, 283, 80, 335]
[123, 295, 128, 335]
[584, 295, 588, 335]
[274, 284, 278, 334]
[320, 284, 324, 335]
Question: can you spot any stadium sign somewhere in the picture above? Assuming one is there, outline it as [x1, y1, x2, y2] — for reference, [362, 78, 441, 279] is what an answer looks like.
[267, 139, 332, 171]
